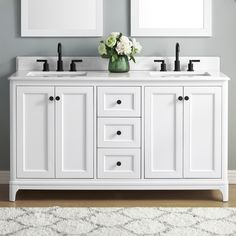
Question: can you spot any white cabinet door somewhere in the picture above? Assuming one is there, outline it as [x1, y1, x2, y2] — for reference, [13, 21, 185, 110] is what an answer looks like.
[17, 87, 55, 178]
[56, 87, 94, 178]
[145, 87, 183, 178]
[184, 87, 222, 178]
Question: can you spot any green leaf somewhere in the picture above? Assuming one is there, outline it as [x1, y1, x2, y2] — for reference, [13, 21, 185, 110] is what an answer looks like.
[130, 55, 136, 63]
[112, 55, 116, 62]
[101, 54, 109, 59]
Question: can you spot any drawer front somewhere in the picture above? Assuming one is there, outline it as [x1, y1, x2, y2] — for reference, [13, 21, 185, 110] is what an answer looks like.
[98, 118, 141, 148]
[98, 87, 141, 117]
[97, 149, 140, 179]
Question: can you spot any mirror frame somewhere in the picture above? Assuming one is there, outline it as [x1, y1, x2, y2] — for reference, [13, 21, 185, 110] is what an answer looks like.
[131, 0, 212, 37]
[21, 0, 103, 37]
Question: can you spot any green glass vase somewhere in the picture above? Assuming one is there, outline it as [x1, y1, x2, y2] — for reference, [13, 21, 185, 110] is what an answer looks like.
[108, 56, 130, 73]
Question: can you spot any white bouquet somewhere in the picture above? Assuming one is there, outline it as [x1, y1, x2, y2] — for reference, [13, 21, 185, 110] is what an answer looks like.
[98, 32, 142, 63]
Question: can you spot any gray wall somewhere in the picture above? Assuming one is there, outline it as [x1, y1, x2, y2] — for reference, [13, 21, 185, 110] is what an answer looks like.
[0, 0, 236, 170]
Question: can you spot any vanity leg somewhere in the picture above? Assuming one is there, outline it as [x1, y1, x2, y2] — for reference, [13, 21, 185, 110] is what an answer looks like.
[219, 185, 229, 202]
[9, 184, 19, 202]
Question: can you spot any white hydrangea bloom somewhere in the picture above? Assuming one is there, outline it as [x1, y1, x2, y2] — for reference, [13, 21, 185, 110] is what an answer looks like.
[111, 32, 120, 38]
[120, 36, 132, 45]
[115, 42, 124, 55]
[124, 44, 132, 55]
[132, 38, 142, 53]
[116, 41, 132, 55]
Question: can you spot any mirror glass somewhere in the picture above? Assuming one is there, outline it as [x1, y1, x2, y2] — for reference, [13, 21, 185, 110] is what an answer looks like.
[21, 0, 103, 37]
[139, 0, 204, 29]
[131, 0, 212, 37]
[28, 0, 97, 30]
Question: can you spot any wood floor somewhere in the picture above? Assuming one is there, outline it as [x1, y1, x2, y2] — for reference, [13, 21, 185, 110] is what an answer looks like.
[0, 185, 236, 207]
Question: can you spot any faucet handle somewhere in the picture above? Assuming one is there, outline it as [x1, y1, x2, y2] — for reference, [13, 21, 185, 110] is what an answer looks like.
[188, 60, 200, 72]
[70, 59, 83, 72]
[36, 59, 49, 72]
[154, 60, 167, 72]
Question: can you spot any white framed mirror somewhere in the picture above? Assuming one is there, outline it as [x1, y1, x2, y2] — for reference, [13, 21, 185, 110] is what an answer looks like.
[21, 0, 103, 37]
[131, 0, 212, 37]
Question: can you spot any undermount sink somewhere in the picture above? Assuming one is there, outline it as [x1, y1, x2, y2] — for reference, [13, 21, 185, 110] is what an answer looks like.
[149, 71, 211, 78]
[27, 71, 87, 77]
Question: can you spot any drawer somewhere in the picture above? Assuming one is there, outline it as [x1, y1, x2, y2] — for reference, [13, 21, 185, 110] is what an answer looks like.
[97, 87, 141, 117]
[98, 118, 141, 148]
[97, 149, 140, 179]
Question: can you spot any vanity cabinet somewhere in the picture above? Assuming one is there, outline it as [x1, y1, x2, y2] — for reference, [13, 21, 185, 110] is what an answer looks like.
[145, 87, 222, 179]
[16, 86, 94, 179]
[9, 71, 229, 202]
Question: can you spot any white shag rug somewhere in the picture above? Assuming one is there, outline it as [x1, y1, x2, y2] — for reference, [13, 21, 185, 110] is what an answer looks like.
[0, 207, 236, 235]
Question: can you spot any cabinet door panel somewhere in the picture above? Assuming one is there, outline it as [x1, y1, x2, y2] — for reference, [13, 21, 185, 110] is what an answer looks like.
[184, 87, 222, 178]
[56, 87, 94, 178]
[17, 87, 54, 178]
[145, 87, 183, 178]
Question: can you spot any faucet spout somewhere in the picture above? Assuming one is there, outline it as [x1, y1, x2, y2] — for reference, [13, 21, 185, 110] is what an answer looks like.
[174, 42, 181, 71]
[58, 43, 62, 60]
[57, 42, 64, 71]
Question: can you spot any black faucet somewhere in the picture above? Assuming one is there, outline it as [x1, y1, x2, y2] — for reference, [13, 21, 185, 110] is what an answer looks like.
[57, 42, 64, 71]
[174, 43, 181, 71]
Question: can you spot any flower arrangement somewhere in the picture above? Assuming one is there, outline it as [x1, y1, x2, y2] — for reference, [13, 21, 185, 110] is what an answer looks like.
[98, 33, 142, 72]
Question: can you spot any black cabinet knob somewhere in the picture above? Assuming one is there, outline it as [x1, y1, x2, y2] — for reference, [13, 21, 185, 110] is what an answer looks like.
[55, 96, 60, 101]
[178, 96, 183, 101]
[49, 96, 54, 101]
[116, 162, 122, 167]
[117, 100, 122, 105]
[117, 131, 122, 136]
[184, 96, 189, 101]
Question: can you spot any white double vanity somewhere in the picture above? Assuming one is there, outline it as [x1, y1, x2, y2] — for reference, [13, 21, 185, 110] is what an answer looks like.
[9, 57, 229, 201]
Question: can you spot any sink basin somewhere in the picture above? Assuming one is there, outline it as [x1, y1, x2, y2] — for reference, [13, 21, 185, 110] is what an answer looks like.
[149, 71, 211, 78]
[27, 71, 87, 77]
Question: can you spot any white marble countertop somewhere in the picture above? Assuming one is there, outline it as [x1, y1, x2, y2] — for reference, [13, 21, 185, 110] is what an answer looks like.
[9, 70, 230, 81]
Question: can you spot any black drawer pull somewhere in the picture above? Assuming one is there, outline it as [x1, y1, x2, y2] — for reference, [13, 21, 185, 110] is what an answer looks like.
[117, 100, 122, 105]
[116, 162, 122, 167]
[117, 131, 122, 136]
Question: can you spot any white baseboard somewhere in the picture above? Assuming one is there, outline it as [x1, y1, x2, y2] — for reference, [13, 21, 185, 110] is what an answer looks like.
[1, 171, 236, 184]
